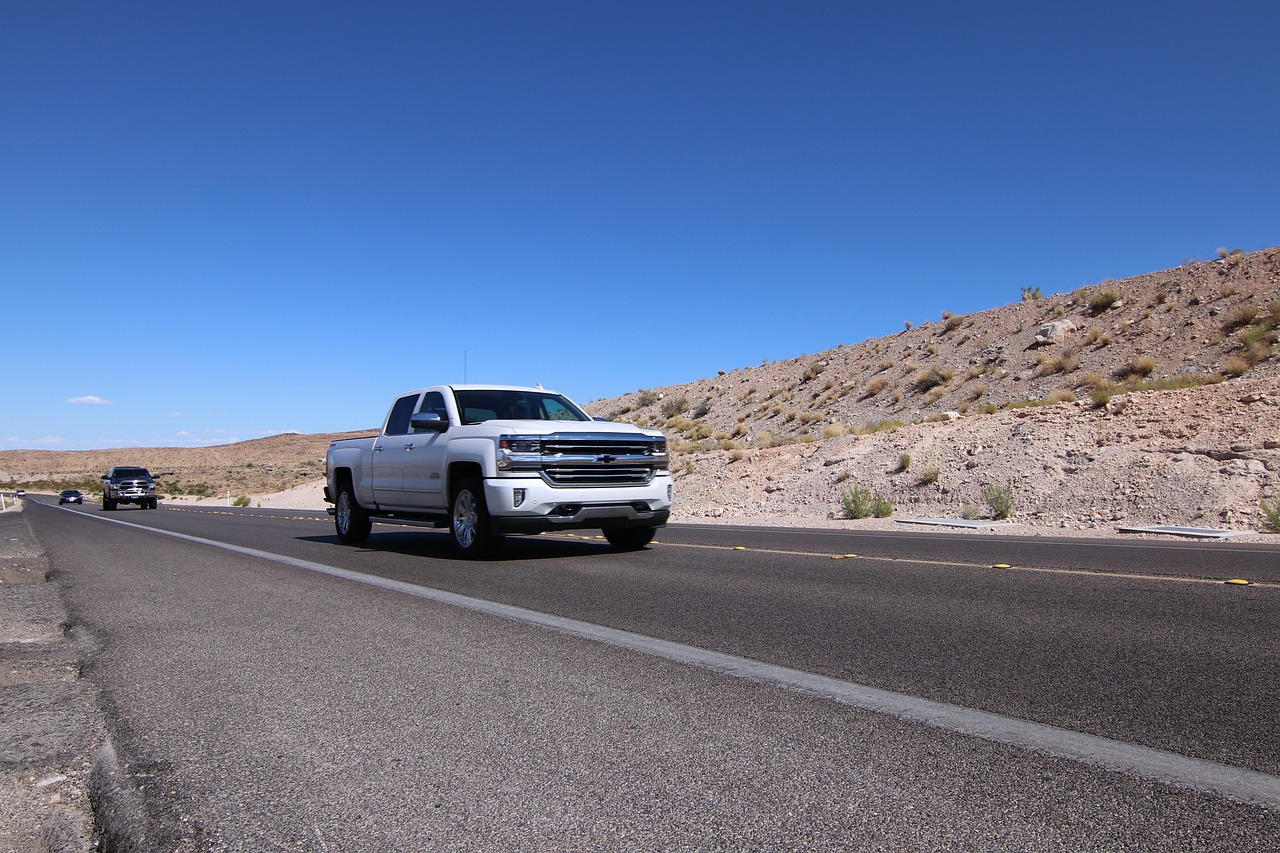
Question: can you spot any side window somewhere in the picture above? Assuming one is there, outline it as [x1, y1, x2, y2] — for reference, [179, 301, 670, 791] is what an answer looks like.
[384, 394, 419, 436]
[412, 391, 448, 433]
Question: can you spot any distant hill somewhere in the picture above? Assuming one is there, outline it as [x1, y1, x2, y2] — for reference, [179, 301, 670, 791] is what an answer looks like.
[0, 430, 376, 497]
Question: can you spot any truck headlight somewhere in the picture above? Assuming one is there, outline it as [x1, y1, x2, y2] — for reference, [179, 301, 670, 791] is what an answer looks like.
[498, 435, 542, 471]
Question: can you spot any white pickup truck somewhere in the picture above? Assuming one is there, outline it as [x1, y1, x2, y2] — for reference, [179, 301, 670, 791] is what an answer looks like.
[325, 384, 672, 557]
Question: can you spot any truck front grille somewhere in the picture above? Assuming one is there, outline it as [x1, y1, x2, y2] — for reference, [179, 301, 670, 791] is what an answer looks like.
[537, 434, 664, 487]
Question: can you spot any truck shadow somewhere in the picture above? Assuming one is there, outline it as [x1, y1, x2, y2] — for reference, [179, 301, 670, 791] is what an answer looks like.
[296, 529, 624, 562]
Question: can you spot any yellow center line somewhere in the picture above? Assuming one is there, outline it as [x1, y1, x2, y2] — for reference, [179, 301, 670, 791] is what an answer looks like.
[157, 512, 1275, 589]
[639, 538, 1275, 589]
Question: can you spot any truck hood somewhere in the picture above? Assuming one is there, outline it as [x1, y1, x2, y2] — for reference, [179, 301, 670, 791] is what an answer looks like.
[478, 420, 663, 438]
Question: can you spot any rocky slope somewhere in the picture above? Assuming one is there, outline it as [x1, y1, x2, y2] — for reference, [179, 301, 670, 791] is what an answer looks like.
[582, 248, 1280, 531]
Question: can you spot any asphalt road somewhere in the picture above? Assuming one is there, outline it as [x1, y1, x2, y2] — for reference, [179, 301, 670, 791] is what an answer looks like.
[21, 496, 1280, 851]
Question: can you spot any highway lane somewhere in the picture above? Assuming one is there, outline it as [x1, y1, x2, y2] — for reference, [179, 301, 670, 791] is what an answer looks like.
[22, 497, 1280, 849]
[48, 498, 1280, 773]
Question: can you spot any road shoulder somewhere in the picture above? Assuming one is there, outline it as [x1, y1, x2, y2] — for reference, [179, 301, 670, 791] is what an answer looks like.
[0, 507, 100, 852]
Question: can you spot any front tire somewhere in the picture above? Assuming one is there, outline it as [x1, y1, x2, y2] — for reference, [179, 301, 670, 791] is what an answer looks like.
[102, 497, 116, 511]
[334, 483, 371, 545]
[604, 526, 656, 551]
[450, 478, 496, 558]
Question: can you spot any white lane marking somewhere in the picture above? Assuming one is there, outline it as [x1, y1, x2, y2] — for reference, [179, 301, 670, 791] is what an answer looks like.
[69, 507, 1280, 810]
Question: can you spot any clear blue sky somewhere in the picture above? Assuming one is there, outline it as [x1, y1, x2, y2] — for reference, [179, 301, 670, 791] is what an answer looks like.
[3, 1, 1277, 450]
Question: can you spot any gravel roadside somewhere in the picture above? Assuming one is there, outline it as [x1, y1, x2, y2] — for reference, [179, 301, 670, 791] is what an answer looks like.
[0, 504, 100, 852]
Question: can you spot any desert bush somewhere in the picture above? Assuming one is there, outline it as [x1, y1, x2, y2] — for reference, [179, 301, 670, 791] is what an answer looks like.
[1222, 305, 1260, 332]
[1116, 355, 1157, 380]
[917, 464, 941, 486]
[1091, 388, 1113, 408]
[232, 495, 251, 507]
[854, 419, 906, 435]
[860, 373, 890, 397]
[823, 424, 847, 439]
[661, 396, 689, 418]
[897, 453, 912, 472]
[1080, 372, 1109, 390]
[877, 358, 895, 372]
[976, 402, 998, 415]
[1223, 355, 1251, 377]
[839, 484, 874, 519]
[912, 366, 955, 392]
[1036, 348, 1080, 376]
[871, 495, 894, 518]
[983, 484, 1013, 519]
[1261, 498, 1280, 534]
[942, 314, 965, 333]
[1089, 289, 1121, 314]
[1021, 286, 1042, 301]
[1045, 389, 1076, 404]
[961, 504, 977, 520]
[966, 383, 986, 402]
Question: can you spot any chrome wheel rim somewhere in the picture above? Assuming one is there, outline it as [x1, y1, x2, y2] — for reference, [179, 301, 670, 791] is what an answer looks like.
[336, 491, 352, 536]
[453, 490, 477, 549]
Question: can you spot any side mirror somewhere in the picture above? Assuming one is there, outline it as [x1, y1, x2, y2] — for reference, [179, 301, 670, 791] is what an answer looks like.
[409, 412, 449, 432]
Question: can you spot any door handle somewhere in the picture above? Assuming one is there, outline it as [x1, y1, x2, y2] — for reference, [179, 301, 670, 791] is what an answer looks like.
[404, 444, 415, 450]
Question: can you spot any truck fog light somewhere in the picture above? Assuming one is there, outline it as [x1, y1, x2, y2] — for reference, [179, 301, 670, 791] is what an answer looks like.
[513, 488, 526, 508]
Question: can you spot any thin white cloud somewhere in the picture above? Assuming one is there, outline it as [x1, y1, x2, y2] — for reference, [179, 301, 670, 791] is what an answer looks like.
[68, 395, 113, 405]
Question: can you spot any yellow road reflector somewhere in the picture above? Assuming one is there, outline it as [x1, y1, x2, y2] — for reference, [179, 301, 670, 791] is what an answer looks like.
[1224, 578, 1252, 586]
[832, 553, 859, 559]
[733, 546, 747, 551]
[992, 563, 1012, 569]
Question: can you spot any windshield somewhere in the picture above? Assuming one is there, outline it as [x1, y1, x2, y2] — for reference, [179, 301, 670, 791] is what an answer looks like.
[112, 467, 151, 478]
[453, 390, 589, 425]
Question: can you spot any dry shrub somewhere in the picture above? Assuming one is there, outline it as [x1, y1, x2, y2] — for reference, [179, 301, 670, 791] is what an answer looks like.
[1116, 355, 1156, 380]
[912, 366, 955, 392]
[862, 376, 889, 398]
[1223, 355, 1251, 377]
[1045, 389, 1076, 404]
[1089, 289, 1122, 314]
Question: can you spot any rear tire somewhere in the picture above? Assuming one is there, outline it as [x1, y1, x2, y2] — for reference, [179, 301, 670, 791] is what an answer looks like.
[604, 527, 655, 551]
[334, 483, 371, 545]
[451, 478, 496, 559]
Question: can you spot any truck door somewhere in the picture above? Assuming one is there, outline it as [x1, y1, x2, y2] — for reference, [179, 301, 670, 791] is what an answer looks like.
[399, 390, 449, 510]
[370, 393, 421, 508]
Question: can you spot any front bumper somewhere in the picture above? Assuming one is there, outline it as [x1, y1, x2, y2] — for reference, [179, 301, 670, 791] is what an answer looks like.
[483, 475, 673, 535]
[110, 489, 155, 503]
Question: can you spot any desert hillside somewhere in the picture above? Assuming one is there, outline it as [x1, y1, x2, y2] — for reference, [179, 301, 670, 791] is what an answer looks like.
[5, 248, 1278, 531]
[581, 247, 1280, 531]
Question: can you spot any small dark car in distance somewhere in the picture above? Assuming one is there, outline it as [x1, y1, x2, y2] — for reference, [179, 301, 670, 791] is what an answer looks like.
[59, 489, 83, 504]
